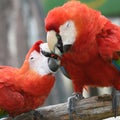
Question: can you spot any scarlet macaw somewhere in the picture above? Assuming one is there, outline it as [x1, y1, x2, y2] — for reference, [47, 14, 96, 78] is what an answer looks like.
[0, 40, 59, 117]
[45, 0, 120, 117]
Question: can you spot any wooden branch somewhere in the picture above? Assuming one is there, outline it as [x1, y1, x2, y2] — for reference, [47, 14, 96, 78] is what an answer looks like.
[4, 94, 120, 120]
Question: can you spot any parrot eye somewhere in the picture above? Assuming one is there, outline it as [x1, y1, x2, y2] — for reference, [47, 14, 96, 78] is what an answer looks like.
[29, 51, 40, 62]
[59, 20, 77, 47]
[29, 55, 35, 61]
[30, 56, 34, 60]
[65, 21, 71, 28]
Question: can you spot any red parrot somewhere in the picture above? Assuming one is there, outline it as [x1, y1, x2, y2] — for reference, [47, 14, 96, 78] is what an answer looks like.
[45, 0, 120, 117]
[0, 40, 58, 117]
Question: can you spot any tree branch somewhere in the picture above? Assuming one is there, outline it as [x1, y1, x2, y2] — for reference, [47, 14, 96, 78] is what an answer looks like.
[4, 94, 120, 120]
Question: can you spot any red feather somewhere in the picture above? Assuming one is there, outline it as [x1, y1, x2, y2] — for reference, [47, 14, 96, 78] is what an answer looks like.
[0, 40, 55, 116]
[45, 1, 120, 93]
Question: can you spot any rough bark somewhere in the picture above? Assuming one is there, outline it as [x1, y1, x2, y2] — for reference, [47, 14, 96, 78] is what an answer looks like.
[4, 94, 119, 120]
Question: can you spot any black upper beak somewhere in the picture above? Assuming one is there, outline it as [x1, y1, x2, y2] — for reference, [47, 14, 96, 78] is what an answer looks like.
[41, 50, 60, 72]
[48, 58, 60, 72]
[55, 33, 63, 54]
[56, 33, 72, 54]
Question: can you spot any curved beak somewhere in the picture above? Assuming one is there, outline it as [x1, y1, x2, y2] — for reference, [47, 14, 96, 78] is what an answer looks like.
[47, 30, 63, 56]
[47, 31, 58, 53]
[40, 42, 60, 73]
[48, 58, 60, 72]
[47, 30, 72, 56]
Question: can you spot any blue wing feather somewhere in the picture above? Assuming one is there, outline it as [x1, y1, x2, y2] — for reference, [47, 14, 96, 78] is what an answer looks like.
[112, 59, 120, 71]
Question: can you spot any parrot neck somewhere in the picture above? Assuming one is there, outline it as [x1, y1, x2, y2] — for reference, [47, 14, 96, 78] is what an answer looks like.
[72, 14, 108, 55]
[19, 60, 30, 74]
[74, 8, 108, 47]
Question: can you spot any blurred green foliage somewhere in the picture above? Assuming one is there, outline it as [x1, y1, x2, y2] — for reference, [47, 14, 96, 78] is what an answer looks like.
[41, 0, 120, 16]
[41, 0, 67, 14]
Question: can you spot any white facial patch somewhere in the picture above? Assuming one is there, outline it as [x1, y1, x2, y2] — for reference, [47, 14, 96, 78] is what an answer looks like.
[29, 45, 52, 76]
[40, 43, 51, 53]
[59, 20, 77, 46]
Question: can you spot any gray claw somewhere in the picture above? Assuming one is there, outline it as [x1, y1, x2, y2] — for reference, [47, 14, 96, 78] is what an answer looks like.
[68, 95, 76, 120]
[67, 93, 84, 120]
[112, 88, 120, 117]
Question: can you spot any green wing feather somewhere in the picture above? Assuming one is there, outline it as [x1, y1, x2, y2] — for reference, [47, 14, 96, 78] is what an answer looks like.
[0, 109, 8, 118]
[112, 59, 120, 71]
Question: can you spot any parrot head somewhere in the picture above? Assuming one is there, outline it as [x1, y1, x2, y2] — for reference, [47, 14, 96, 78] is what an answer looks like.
[22, 40, 60, 75]
[45, 1, 105, 56]
[45, 5, 77, 56]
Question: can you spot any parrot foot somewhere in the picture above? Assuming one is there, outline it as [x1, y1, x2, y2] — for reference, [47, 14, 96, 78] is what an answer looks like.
[67, 93, 84, 120]
[33, 110, 43, 119]
[112, 88, 120, 117]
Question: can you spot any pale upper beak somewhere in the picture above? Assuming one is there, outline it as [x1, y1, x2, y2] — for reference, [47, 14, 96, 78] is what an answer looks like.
[47, 31, 58, 52]
[47, 30, 71, 78]
[47, 30, 72, 56]
[47, 30, 63, 56]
